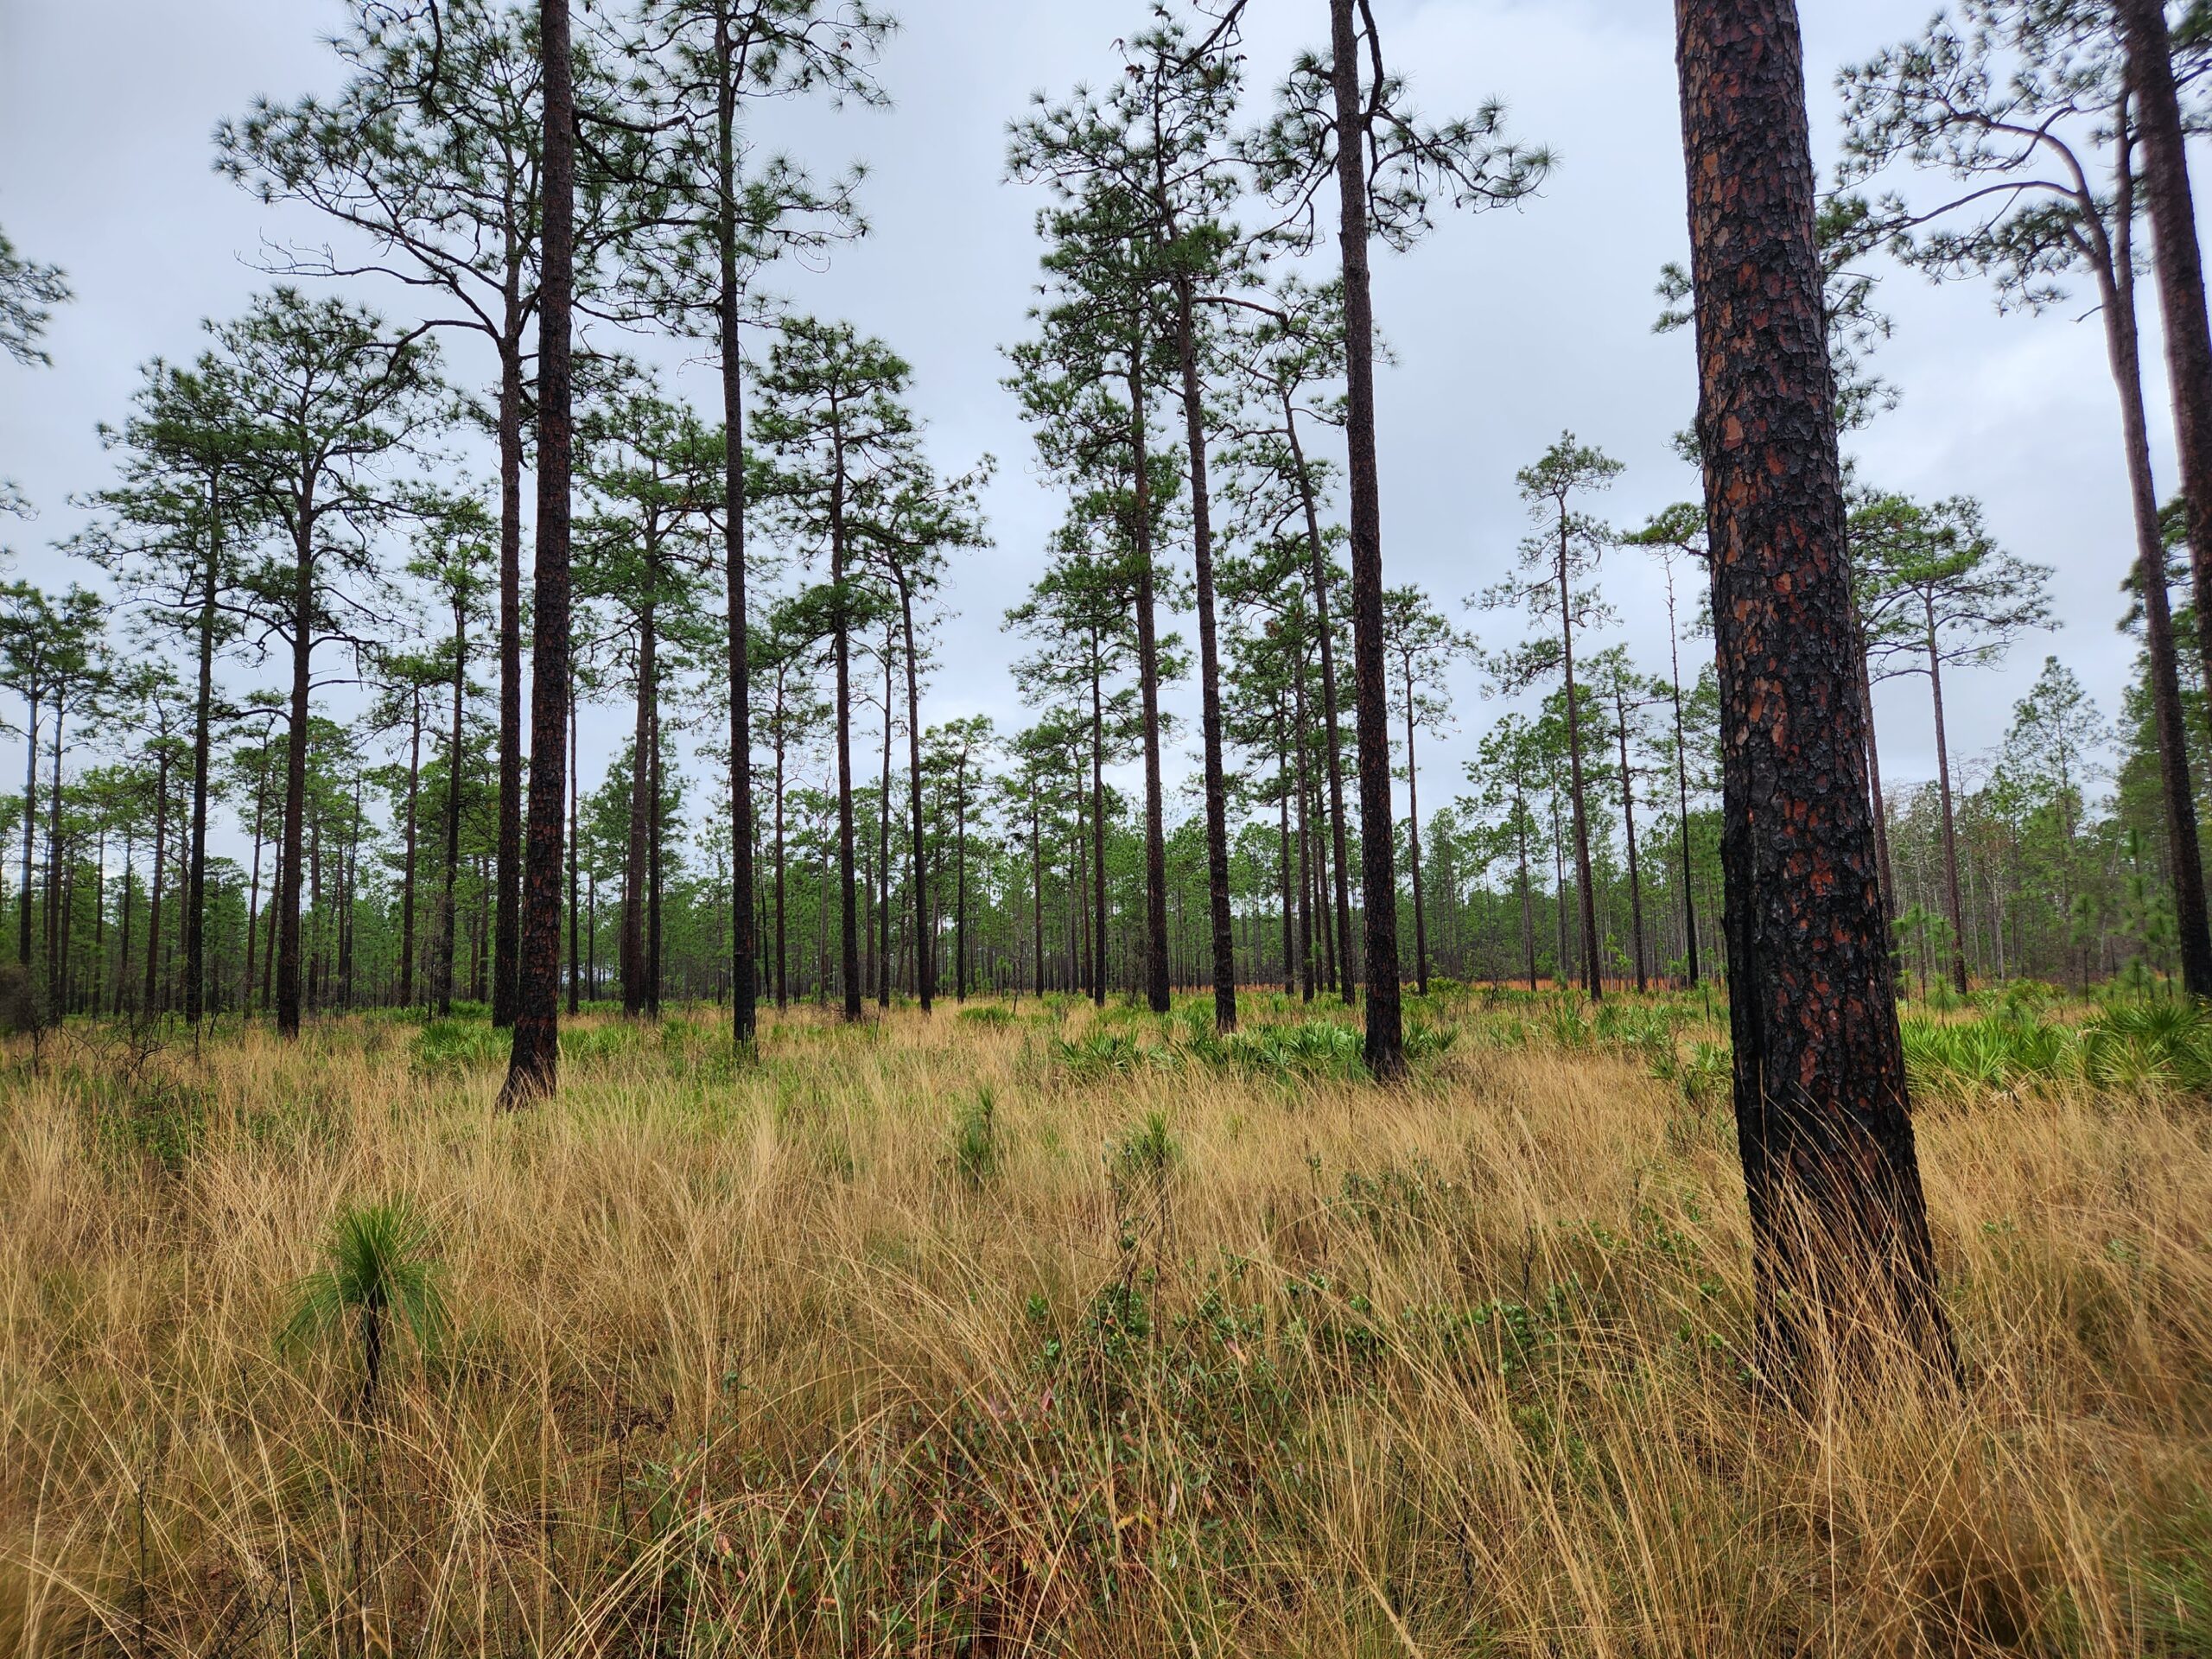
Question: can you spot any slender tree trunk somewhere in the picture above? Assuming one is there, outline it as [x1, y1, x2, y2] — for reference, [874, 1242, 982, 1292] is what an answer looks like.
[1279, 697, 1295, 995]
[898, 580, 931, 1013]
[1402, 661, 1430, 995]
[116, 828, 134, 1015]
[1291, 636, 1318, 1003]
[1924, 611, 1970, 996]
[1327, 0, 1403, 1073]
[1557, 533, 1604, 1000]
[831, 457, 861, 1023]
[144, 748, 169, 1016]
[774, 711, 789, 1010]
[2125, 0, 2212, 734]
[493, 327, 524, 1029]
[501, 0, 574, 1104]
[245, 754, 267, 1013]
[185, 480, 220, 1023]
[568, 676, 580, 1015]
[1517, 797, 1537, 991]
[647, 702, 663, 1016]
[1616, 693, 1647, 994]
[1675, 0, 1953, 1378]
[622, 601, 654, 1018]
[276, 501, 315, 1039]
[714, 17, 758, 1048]
[1089, 632, 1108, 1007]
[400, 689, 421, 1008]
[1286, 404, 1356, 1007]
[1031, 791, 1044, 1000]
[878, 632, 893, 1007]
[440, 595, 467, 1020]
[1126, 360, 1171, 1014]
[1849, 628, 1902, 938]
[1174, 278, 1236, 1030]
[17, 687, 35, 969]
[2088, 123, 2212, 997]
[1661, 578, 1704, 987]
[954, 763, 969, 1001]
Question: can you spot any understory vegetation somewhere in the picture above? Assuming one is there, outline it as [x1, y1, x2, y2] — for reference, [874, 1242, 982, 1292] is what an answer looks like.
[3, 988, 2208, 1656]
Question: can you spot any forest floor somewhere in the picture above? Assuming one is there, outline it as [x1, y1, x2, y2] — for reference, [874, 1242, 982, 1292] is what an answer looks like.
[0, 986, 2208, 1656]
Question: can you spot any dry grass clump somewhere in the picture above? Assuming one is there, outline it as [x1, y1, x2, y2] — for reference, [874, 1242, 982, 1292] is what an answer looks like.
[1, 992, 2208, 1656]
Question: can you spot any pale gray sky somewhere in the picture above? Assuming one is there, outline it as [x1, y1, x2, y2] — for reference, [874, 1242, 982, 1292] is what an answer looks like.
[0, 0, 2167, 852]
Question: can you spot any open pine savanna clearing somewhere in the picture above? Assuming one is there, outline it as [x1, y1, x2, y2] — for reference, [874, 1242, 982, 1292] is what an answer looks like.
[2, 988, 2209, 1656]
[12, 0, 2212, 1652]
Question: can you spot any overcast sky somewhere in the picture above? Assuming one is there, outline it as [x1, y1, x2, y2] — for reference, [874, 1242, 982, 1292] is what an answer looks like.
[0, 0, 2171, 852]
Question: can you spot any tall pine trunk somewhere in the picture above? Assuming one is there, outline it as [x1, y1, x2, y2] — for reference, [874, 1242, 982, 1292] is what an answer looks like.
[185, 478, 220, 1023]
[715, 15, 758, 1048]
[1174, 276, 1236, 1030]
[1127, 360, 1171, 1014]
[2125, 0, 2212, 731]
[1327, 0, 1403, 1075]
[1287, 403, 1355, 1007]
[276, 497, 315, 1039]
[1923, 606, 1970, 996]
[493, 327, 524, 1028]
[2088, 109, 2212, 998]
[400, 689, 421, 1008]
[1675, 0, 1953, 1378]
[1556, 531, 1602, 999]
[501, 0, 574, 1106]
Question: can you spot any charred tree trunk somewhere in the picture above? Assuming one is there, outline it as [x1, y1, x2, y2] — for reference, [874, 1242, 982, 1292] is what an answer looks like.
[1328, 0, 1403, 1075]
[715, 13, 758, 1048]
[1924, 608, 1970, 997]
[185, 479, 220, 1023]
[1287, 404, 1356, 1007]
[1675, 0, 1953, 1379]
[400, 688, 421, 1008]
[2125, 0, 2212, 732]
[2089, 111, 2212, 999]
[501, 0, 574, 1106]
[1174, 276, 1236, 1031]
[1127, 360, 1172, 1015]
[276, 498, 314, 1039]
[493, 326, 524, 1029]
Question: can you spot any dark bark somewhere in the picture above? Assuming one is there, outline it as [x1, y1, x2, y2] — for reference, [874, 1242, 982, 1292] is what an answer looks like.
[1924, 606, 1970, 996]
[1615, 692, 1646, 994]
[1175, 277, 1236, 1030]
[2125, 0, 2212, 746]
[1286, 403, 1356, 1006]
[1127, 361, 1172, 1014]
[276, 499, 314, 1039]
[400, 687, 421, 1008]
[143, 747, 169, 1016]
[1089, 629, 1108, 1006]
[1666, 581, 1704, 984]
[16, 687, 34, 969]
[715, 14, 758, 1049]
[2089, 111, 2212, 999]
[501, 0, 573, 1106]
[439, 594, 467, 1019]
[1675, 0, 1953, 1378]
[621, 598, 654, 1018]
[898, 578, 931, 1012]
[1291, 632, 1318, 1003]
[1556, 529, 1603, 999]
[493, 333, 524, 1028]
[1328, 0, 1404, 1074]
[184, 476, 220, 1023]
[568, 677, 580, 1016]
[1402, 658, 1429, 996]
[830, 448, 861, 1022]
